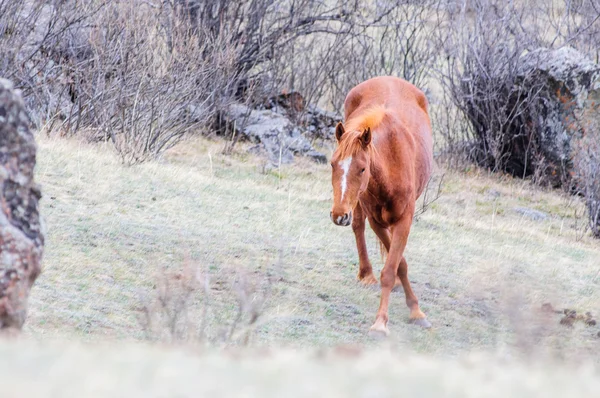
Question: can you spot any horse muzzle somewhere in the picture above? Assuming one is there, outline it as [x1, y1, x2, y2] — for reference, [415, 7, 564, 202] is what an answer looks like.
[330, 210, 352, 226]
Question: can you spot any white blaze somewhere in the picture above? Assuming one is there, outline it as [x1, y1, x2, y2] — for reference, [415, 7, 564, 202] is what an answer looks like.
[339, 156, 352, 200]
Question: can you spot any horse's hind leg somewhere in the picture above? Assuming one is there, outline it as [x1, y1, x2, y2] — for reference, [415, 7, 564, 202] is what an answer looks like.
[352, 204, 377, 285]
[398, 257, 431, 328]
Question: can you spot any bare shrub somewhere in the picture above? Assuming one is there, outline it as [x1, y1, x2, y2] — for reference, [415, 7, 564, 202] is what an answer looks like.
[226, 271, 271, 345]
[2, 0, 447, 163]
[51, 1, 239, 164]
[172, 0, 362, 110]
[435, 1, 546, 176]
[540, 0, 600, 62]
[138, 258, 200, 342]
[200, 0, 443, 114]
[430, 87, 473, 167]
[0, 1, 238, 163]
[414, 173, 445, 219]
[302, 0, 441, 112]
[572, 113, 600, 238]
[0, 1, 104, 124]
[435, 1, 600, 235]
[138, 256, 271, 345]
[435, 1, 600, 177]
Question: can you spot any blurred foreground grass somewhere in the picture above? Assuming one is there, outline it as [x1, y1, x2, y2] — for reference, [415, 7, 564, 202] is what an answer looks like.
[0, 338, 599, 398]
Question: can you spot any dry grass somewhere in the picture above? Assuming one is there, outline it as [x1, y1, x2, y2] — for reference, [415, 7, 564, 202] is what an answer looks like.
[0, 338, 599, 397]
[25, 134, 600, 360]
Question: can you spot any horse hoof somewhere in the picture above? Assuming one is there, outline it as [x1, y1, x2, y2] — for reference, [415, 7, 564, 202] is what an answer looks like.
[358, 274, 378, 286]
[368, 328, 390, 339]
[368, 322, 390, 338]
[409, 317, 432, 329]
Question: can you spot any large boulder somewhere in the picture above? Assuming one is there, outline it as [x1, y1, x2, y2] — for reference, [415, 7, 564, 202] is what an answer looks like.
[222, 101, 330, 165]
[515, 47, 600, 187]
[0, 79, 44, 331]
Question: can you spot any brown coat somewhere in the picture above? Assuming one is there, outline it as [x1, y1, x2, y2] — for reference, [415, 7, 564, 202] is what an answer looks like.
[330, 76, 433, 336]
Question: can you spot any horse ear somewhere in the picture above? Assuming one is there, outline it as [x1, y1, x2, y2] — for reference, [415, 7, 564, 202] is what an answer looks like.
[361, 127, 371, 147]
[335, 122, 345, 142]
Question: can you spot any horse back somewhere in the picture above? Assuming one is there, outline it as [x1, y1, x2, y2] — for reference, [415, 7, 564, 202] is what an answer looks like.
[344, 77, 433, 198]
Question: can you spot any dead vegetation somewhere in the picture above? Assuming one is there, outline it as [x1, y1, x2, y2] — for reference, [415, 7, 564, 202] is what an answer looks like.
[434, 0, 600, 237]
[137, 253, 272, 346]
[572, 112, 600, 237]
[1, 0, 443, 162]
[3, 1, 599, 235]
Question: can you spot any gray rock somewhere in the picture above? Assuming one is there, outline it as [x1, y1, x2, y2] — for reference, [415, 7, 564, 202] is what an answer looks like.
[513, 207, 549, 221]
[515, 47, 600, 187]
[300, 105, 340, 142]
[484, 189, 501, 200]
[0, 78, 44, 331]
[223, 102, 327, 165]
[305, 150, 327, 164]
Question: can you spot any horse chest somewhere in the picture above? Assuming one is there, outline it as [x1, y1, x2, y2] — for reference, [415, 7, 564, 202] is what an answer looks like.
[363, 201, 396, 227]
[361, 187, 411, 227]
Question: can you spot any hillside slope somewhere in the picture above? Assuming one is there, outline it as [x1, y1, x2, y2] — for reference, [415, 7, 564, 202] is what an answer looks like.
[26, 135, 600, 360]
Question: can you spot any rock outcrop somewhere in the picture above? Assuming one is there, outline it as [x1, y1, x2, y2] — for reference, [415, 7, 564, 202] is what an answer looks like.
[0, 78, 44, 330]
[515, 47, 600, 187]
[221, 93, 338, 165]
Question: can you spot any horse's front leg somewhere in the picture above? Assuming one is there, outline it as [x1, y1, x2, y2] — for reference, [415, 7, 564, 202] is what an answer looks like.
[367, 219, 403, 289]
[368, 212, 413, 337]
[352, 203, 377, 285]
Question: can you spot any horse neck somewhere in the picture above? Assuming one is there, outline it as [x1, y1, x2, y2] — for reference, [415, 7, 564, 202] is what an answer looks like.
[366, 147, 387, 196]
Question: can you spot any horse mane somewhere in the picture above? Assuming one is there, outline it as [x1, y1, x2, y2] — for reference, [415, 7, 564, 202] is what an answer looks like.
[336, 105, 386, 159]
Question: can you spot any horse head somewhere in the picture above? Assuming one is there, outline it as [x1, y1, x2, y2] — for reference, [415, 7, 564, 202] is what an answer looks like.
[330, 122, 372, 226]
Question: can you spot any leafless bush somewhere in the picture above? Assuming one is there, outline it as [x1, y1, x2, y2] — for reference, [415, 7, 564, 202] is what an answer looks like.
[434, 1, 600, 236]
[52, 1, 239, 164]
[296, 0, 441, 112]
[189, 0, 442, 115]
[226, 271, 271, 345]
[0, 1, 104, 123]
[435, 1, 547, 176]
[138, 258, 201, 342]
[414, 173, 445, 219]
[430, 86, 473, 166]
[572, 114, 600, 238]
[3, 0, 443, 162]
[435, 1, 600, 177]
[167, 0, 363, 115]
[138, 256, 271, 345]
[540, 0, 600, 62]
[1, 1, 240, 163]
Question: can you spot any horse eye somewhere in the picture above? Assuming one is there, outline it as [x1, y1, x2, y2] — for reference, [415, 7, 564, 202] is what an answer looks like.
[360, 168, 365, 173]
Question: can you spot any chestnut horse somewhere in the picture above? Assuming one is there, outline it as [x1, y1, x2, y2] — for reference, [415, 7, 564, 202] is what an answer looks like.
[330, 76, 433, 336]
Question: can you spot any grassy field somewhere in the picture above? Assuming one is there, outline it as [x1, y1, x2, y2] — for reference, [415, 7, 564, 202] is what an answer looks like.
[23, 134, 600, 362]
